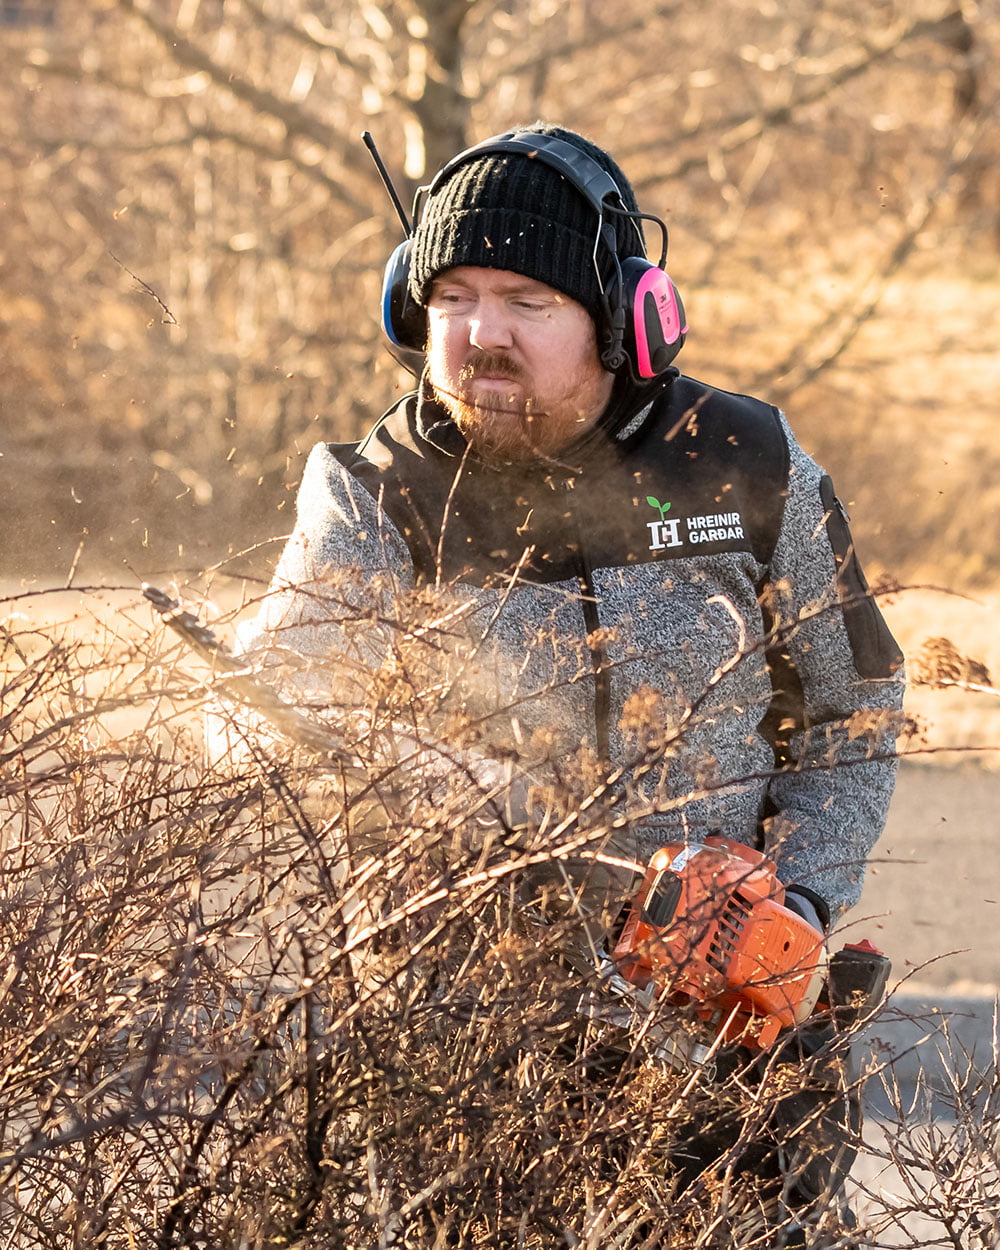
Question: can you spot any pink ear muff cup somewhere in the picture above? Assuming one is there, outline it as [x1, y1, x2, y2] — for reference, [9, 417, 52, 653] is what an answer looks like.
[631, 267, 687, 378]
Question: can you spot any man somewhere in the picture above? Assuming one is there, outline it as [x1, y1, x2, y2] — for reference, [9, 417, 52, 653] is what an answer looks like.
[241, 123, 904, 1238]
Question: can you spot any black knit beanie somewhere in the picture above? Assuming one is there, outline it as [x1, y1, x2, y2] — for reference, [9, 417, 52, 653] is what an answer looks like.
[408, 124, 645, 324]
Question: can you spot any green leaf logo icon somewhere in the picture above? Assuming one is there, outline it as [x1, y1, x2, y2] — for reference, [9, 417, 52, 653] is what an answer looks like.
[646, 496, 671, 521]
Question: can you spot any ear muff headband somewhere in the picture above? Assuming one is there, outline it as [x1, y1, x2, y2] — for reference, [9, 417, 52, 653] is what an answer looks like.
[380, 131, 686, 380]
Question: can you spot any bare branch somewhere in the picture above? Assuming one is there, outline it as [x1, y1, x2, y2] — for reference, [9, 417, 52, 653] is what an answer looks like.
[109, 252, 178, 325]
[115, 0, 372, 216]
[632, 12, 980, 192]
[751, 96, 997, 401]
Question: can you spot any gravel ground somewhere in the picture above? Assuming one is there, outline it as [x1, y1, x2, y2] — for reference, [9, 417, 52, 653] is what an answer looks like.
[842, 763, 1000, 1245]
[845, 760, 1000, 994]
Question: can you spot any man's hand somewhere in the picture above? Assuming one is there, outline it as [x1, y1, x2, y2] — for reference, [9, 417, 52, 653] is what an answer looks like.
[784, 887, 827, 935]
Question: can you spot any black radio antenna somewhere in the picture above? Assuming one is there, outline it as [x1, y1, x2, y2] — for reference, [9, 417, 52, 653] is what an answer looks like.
[362, 131, 412, 237]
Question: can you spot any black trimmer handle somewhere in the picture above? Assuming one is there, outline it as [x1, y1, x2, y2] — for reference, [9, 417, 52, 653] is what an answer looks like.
[827, 939, 892, 1028]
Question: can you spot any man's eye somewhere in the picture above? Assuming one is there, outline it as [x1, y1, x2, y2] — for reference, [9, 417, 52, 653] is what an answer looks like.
[435, 292, 470, 307]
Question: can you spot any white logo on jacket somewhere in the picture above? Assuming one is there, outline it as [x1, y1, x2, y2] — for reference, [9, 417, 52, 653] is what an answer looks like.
[644, 495, 745, 553]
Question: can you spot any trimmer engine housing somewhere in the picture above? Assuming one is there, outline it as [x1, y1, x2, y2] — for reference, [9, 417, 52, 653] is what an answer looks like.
[612, 837, 827, 1051]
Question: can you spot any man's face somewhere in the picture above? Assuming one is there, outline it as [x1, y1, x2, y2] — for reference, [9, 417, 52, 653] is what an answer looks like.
[425, 267, 615, 465]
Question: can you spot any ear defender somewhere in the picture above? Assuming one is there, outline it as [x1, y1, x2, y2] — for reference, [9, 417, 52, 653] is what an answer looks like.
[619, 256, 687, 379]
[380, 238, 430, 374]
[381, 239, 425, 350]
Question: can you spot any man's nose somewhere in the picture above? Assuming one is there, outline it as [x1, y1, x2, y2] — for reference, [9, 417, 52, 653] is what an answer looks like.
[469, 301, 514, 351]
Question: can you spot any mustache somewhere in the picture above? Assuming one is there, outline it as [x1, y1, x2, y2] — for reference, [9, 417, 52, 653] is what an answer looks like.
[458, 353, 528, 386]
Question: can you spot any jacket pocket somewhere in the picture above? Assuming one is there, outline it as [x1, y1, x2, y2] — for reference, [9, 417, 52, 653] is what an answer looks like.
[819, 475, 903, 680]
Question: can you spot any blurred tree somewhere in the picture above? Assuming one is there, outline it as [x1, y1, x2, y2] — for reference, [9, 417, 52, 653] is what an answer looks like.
[0, 0, 996, 580]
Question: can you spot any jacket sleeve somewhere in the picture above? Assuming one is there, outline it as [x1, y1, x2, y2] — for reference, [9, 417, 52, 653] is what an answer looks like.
[761, 416, 905, 924]
[236, 441, 416, 706]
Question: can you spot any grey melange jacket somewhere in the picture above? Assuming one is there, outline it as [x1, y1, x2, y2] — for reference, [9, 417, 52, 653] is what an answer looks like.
[240, 374, 904, 925]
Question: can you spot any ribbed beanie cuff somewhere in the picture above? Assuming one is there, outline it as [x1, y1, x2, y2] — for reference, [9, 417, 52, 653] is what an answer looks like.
[413, 205, 599, 312]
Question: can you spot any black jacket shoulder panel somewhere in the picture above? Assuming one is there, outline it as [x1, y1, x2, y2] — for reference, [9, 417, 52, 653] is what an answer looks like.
[635, 376, 791, 568]
[818, 474, 904, 679]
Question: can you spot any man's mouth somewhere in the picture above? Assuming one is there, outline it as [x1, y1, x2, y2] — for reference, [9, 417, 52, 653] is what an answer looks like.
[449, 354, 535, 418]
[470, 374, 518, 388]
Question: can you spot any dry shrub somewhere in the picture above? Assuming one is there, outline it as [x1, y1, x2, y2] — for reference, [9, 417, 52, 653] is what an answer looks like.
[0, 588, 997, 1248]
[859, 1004, 1000, 1248]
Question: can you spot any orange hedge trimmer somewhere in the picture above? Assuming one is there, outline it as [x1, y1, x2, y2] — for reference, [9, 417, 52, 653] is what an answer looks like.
[610, 836, 889, 1059]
